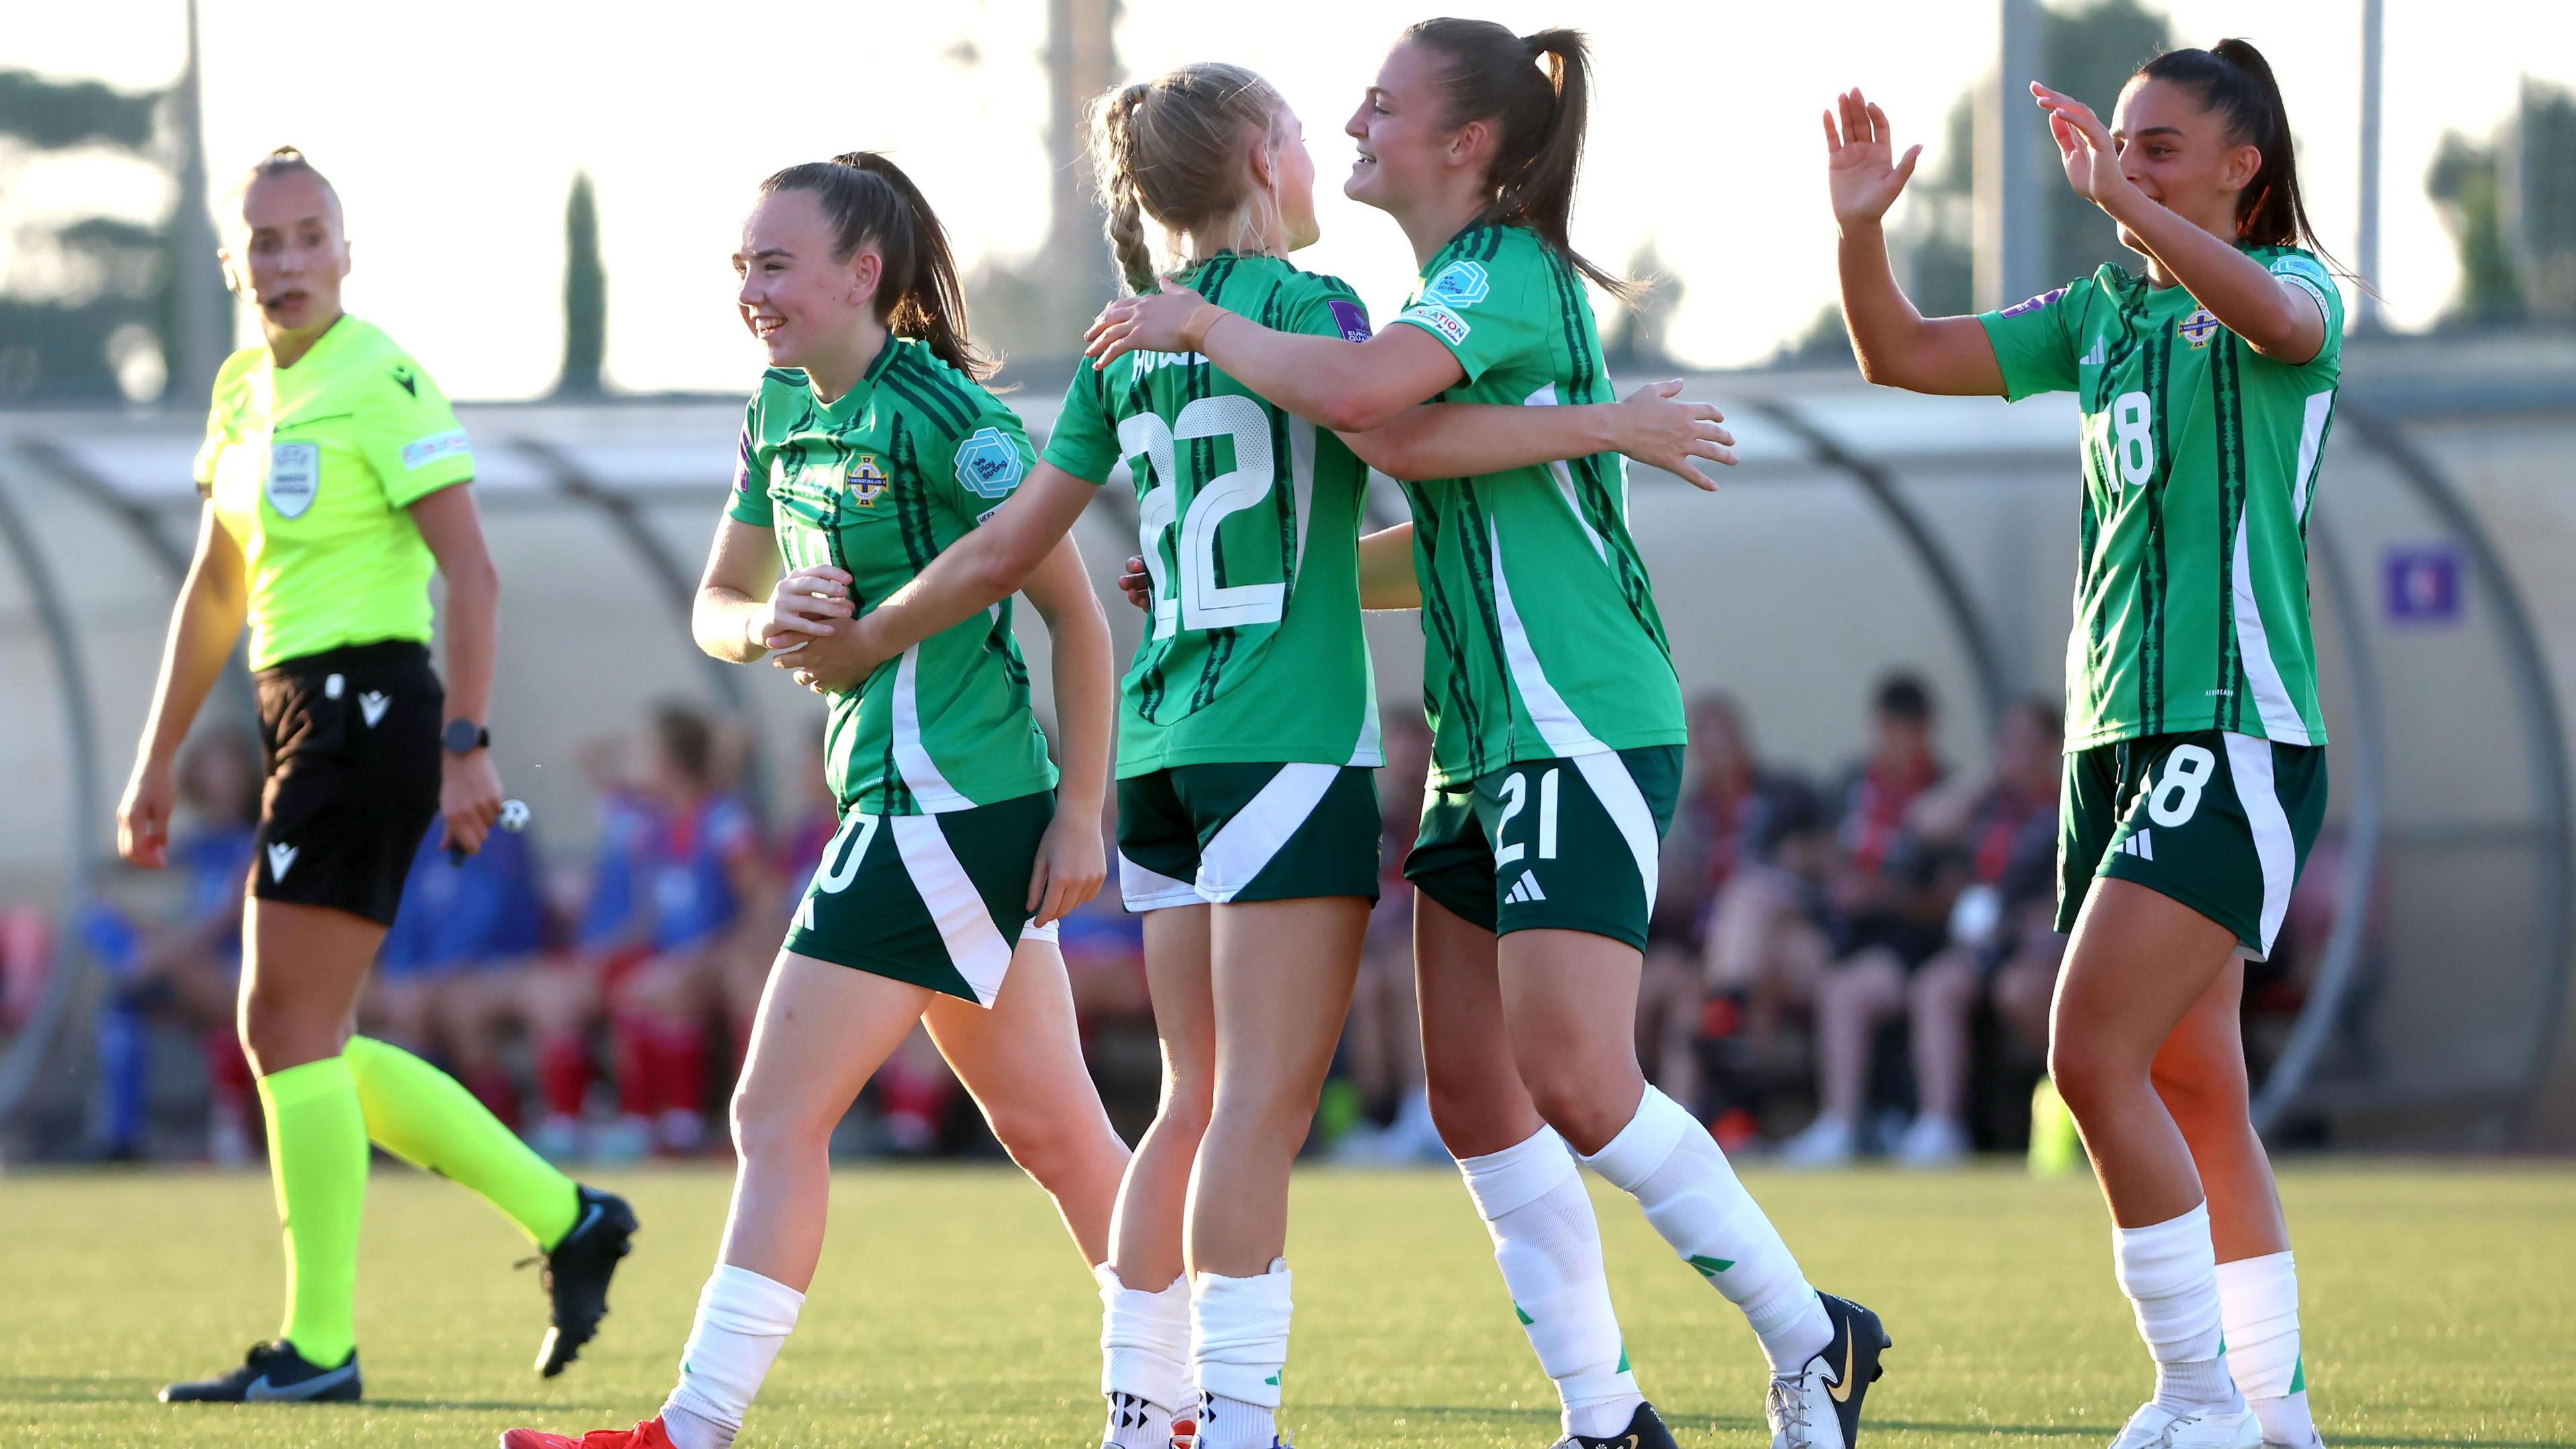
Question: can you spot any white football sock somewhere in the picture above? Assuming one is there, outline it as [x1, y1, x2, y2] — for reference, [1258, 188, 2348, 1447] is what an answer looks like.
[660, 1263, 805, 1449]
[2113, 1202, 2244, 1414]
[1098, 1263, 1192, 1448]
[2218, 1250, 2314, 1445]
[1580, 1086, 1831, 1375]
[1193, 1259, 1291, 1449]
[1458, 1125, 1644, 1440]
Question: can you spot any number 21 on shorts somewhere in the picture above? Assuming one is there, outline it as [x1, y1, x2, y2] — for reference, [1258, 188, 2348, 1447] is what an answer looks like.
[1496, 767, 1562, 867]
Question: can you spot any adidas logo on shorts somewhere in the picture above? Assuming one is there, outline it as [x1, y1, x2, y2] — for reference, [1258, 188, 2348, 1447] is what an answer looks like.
[2116, 828, 2155, 861]
[1503, 871, 1547, 906]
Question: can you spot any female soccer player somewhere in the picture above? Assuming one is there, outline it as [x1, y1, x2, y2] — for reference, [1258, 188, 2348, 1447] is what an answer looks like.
[818, 58, 1732, 1449]
[1822, 40, 2338, 1449]
[1083, 22, 1888, 1449]
[500, 151, 1130, 1449]
[127, 147, 635, 1405]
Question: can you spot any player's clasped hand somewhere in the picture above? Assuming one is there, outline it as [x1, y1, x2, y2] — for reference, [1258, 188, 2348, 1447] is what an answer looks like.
[1613, 379, 1735, 488]
[1115, 555, 1152, 614]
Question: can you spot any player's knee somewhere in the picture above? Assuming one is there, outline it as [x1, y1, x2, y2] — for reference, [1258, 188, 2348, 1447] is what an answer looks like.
[981, 1101, 1095, 1191]
[2045, 1028, 2137, 1122]
[1518, 1065, 1635, 1157]
[1150, 1068, 1214, 1144]
[728, 1079, 833, 1162]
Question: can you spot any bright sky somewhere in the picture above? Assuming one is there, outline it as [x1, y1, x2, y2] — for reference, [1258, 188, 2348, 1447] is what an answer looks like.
[7, 0, 2571, 400]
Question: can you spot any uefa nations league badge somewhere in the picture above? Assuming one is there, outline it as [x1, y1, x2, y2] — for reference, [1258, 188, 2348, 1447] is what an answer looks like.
[266, 441, 321, 519]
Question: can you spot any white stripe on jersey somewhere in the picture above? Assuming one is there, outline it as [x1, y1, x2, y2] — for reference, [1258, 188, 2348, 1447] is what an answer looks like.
[1485, 513, 1607, 759]
[1526, 382, 1611, 566]
[2290, 388, 2334, 524]
[892, 645, 973, 812]
[2231, 496, 2314, 746]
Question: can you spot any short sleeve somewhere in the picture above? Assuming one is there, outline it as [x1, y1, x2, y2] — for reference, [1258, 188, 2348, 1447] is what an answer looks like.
[1289, 276, 1373, 344]
[1037, 361, 1121, 486]
[194, 351, 254, 497]
[354, 354, 476, 508]
[938, 400, 1038, 527]
[1390, 249, 1546, 386]
[2267, 250, 2344, 371]
[1976, 279, 2092, 402]
[725, 395, 775, 527]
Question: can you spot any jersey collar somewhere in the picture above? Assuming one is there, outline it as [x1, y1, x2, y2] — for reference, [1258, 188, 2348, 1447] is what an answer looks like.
[272, 313, 356, 374]
[819, 333, 906, 417]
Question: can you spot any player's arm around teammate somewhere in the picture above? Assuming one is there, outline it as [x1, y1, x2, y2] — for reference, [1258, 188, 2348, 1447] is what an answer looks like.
[1827, 43, 2338, 1449]
[126, 150, 631, 1407]
[1085, 27, 1888, 1449]
[504, 152, 1125, 1449]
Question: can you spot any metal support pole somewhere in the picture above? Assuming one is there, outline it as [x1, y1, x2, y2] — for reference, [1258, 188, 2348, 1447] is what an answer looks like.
[2355, 0, 2383, 330]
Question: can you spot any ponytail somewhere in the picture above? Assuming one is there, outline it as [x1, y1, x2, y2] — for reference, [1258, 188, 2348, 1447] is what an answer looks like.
[1087, 64, 1290, 295]
[1405, 18, 1633, 303]
[761, 151, 993, 379]
[2136, 38, 2325, 256]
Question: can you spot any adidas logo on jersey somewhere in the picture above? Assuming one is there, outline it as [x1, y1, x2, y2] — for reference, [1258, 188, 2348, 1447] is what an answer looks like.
[1503, 871, 1547, 905]
[2115, 828, 2155, 861]
[2080, 340, 2107, 367]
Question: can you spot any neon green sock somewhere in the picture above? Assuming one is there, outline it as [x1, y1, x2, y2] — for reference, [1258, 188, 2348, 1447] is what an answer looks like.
[344, 1035, 580, 1249]
[257, 1056, 367, 1368]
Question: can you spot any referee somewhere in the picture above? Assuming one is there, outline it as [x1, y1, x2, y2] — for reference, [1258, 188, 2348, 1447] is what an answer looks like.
[120, 148, 635, 1404]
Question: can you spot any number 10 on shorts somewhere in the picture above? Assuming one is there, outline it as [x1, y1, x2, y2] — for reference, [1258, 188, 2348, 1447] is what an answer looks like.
[1496, 767, 1560, 867]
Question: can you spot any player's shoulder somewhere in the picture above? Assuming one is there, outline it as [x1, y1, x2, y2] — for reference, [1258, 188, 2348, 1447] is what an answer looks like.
[1269, 261, 1374, 341]
[2252, 245, 2335, 298]
[883, 337, 1015, 439]
[206, 345, 266, 414]
[1424, 223, 1527, 297]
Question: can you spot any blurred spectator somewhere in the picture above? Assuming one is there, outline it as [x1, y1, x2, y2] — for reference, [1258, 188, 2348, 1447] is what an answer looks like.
[1333, 710, 1446, 1164]
[360, 820, 551, 1126]
[1703, 673, 1945, 1065]
[1782, 696, 2063, 1167]
[84, 728, 260, 1162]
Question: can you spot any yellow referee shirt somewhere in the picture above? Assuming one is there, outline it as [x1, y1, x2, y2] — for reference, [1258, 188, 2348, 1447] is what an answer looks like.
[193, 316, 477, 670]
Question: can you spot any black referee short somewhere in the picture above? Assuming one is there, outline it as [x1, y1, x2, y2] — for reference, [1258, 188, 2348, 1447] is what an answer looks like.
[250, 640, 445, 927]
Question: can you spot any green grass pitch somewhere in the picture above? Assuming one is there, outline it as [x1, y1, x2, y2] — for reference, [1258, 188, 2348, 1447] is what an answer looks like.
[3, 1163, 2570, 1447]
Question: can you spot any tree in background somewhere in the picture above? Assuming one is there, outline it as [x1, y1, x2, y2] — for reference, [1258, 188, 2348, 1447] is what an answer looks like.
[2428, 80, 2576, 329]
[557, 171, 606, 395]
[0, 70, 174, 401]
[2428, 133, 2526, 325]
[1603, 237, 1681, 374]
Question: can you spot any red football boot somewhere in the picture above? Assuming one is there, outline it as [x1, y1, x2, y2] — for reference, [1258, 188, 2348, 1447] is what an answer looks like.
[498, 1415, 678, 1449]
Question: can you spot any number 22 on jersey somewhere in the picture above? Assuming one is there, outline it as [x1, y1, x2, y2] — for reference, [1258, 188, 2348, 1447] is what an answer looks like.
[1122, 395, 1306, 637]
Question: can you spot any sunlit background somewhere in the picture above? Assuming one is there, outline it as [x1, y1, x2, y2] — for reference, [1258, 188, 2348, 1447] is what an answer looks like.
[7, 0, 2575, 401]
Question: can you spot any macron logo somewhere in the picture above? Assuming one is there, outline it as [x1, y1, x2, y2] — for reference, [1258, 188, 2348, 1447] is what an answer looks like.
[1503, 871, 1547, 905]
[2116, 828, 2155, 861]
[358, 690, 390, 728]
[267, 842, 300, 882]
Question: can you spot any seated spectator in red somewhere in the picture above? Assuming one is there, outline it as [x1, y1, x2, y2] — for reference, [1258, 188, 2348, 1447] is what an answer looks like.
[1784, 696, 2061, 1167]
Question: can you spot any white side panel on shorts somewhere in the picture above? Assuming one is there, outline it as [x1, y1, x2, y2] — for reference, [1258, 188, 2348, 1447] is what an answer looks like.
[891, 645, 973, 812]
[1118, 851, 1203, 913]
[1485, 515, 1605, 759]
[2231, 498, 2313, 746]
[2222, 732, 2296, 959]
[890, 814, 1012, 1006]
[1199, 762, 1342, 903]
[1571, 750, 1663, 918]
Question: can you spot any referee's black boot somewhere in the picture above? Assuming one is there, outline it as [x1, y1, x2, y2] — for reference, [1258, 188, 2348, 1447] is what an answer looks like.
[533, 1184, 638, 1377]
[160, 1339, 362, 1403]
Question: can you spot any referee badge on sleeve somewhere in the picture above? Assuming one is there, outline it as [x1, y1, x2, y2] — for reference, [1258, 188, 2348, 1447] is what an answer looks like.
[266, 441, 321, 519]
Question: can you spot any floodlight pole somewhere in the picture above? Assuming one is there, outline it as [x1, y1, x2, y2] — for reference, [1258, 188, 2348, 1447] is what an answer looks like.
[1976, 0, 2046, 311]
[168, 0, 228, 409]
[2355, 0, 2383, 331]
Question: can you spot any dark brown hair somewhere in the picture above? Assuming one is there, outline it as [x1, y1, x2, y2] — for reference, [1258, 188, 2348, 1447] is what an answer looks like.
[761, 152, 991, 379]
[1403, 18, 1629, 300]
[2134, 39, 2321, 253]
[227, 145, 341, 227]
[1091, 64, 1291, 294]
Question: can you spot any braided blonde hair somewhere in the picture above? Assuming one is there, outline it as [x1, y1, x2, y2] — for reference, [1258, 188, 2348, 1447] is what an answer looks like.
[1087, 64, 1290, 295]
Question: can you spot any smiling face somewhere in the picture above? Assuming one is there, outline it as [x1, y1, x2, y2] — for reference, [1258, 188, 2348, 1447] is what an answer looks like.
[2110, 76, 2264, 252]
[221, 169, 349, 334]
[733, 187, 880, 372]
[1344, 38, 1462, 213]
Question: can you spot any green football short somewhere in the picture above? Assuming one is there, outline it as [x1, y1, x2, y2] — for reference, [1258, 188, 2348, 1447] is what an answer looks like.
[783, 790, 1061, 1007]
[2058, 729, 2328, 960]
[1116, 762, 1382, 911]
[1405, 747, 1682, 951]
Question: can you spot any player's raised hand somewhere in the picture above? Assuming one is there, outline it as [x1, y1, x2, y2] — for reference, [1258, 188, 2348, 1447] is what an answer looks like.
[2031, 82, 2131, 211]
[1114, 555, 1152, 612]
[1824, 88, 1922, 227]
[749, 564, 853, 653]
[1084, 278, 1214, 370]
[1611, 379, 1735, 490]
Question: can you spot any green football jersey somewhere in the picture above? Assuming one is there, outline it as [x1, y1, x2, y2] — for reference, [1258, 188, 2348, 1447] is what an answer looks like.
[1043, 252, 1383, 778]
[728, 337, 1057, 815]
[193, 316, 477, 670]
[1980, 245, 2341, 751]
[1389, 223, 1685, 787]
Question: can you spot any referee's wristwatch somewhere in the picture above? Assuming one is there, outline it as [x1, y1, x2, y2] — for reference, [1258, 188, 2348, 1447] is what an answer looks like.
[442, 718, 490, 756]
